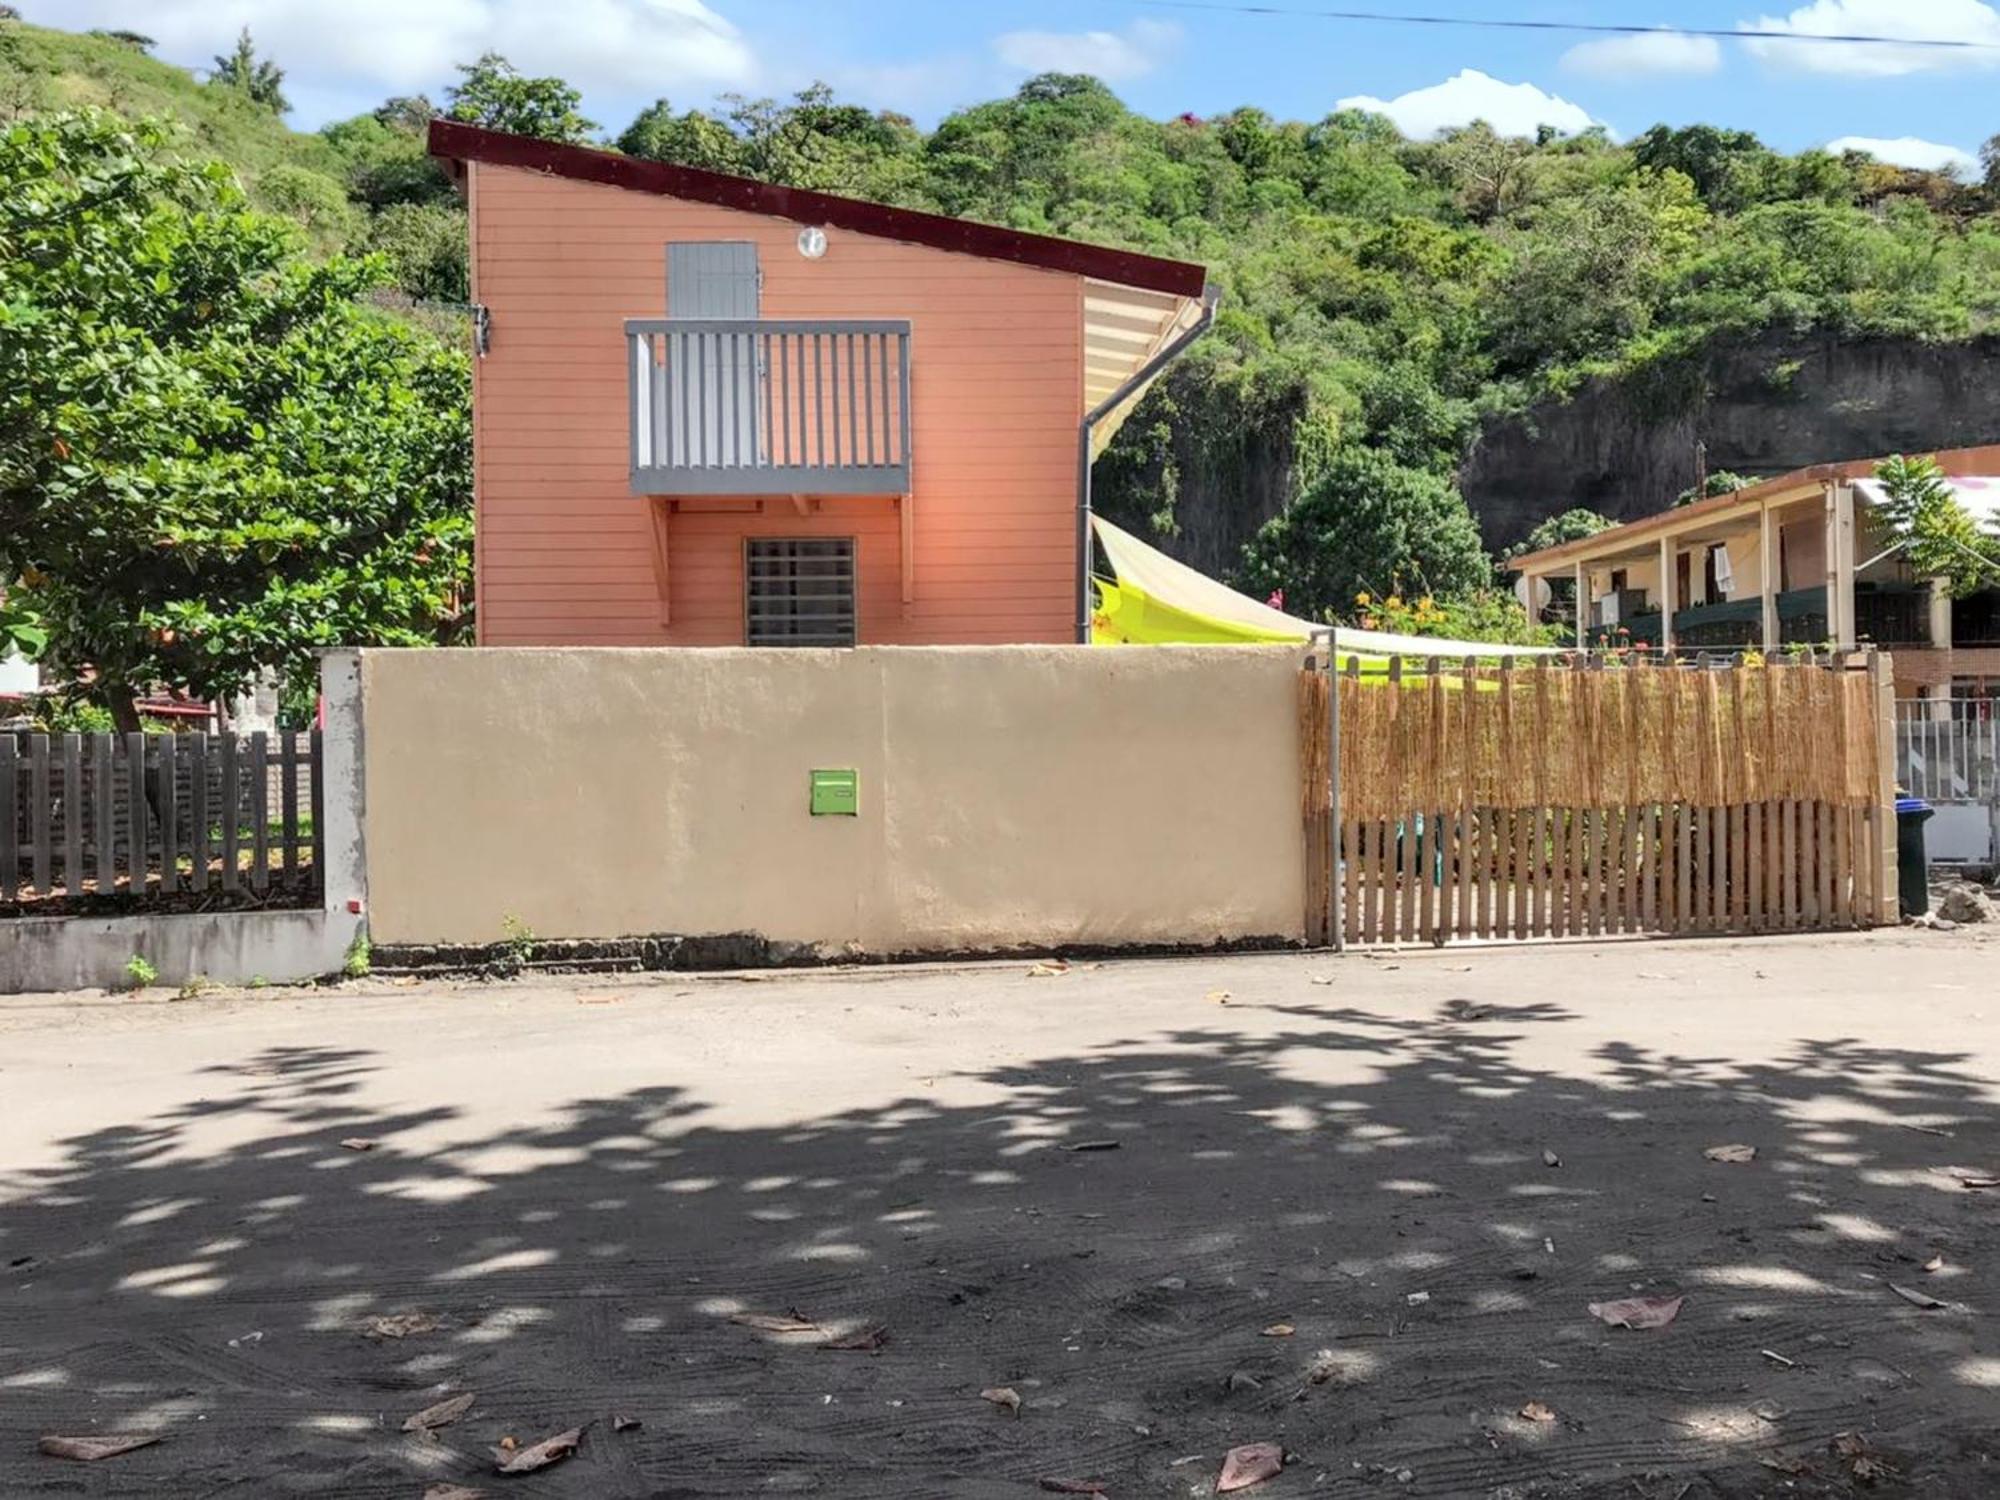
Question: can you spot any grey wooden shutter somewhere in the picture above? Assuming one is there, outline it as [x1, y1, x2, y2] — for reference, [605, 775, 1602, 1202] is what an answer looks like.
[668, 243, 760, 467]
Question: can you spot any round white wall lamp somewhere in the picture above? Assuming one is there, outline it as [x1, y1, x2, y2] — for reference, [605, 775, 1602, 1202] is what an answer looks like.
[797, 226, 828, 259]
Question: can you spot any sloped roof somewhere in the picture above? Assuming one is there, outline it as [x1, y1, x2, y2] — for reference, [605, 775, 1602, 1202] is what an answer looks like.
[428, 119, 1207, 299]
[1509, 443, 2000, 572]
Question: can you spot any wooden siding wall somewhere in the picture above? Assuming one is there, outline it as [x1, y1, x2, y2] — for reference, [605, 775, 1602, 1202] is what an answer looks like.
[470, 162, 1086, 646]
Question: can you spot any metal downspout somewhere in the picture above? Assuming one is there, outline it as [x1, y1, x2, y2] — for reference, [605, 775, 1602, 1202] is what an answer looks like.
[1074, 287, 1221, 643]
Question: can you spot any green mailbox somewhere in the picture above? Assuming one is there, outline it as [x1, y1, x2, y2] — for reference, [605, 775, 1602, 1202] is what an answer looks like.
[810, 768, 859, 816]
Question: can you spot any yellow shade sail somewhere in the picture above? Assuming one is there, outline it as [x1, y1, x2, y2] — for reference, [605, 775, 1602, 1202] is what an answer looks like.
[1088, 516, 1554, 658]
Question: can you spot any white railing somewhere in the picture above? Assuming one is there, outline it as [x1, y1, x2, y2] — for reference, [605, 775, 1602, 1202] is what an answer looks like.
[626, 318, 911, 495]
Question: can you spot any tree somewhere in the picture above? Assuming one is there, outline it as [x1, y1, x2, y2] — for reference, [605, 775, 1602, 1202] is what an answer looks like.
[321, 110, 455, 209]
[1871, 455, 1997, 596]
[209, 27, 287, 114]
[618, 98, 745, 173]
[1236, 446, 1491, 620]
[374, 94, 436, 132]
[1506, 508, 1612, 560]
[1675, 470, 1751, 507]
[1631, 123, 1771, 212]
[446, 52, 596, 142]
[1489, 172, 1707, 374]
[256, 164, 358, 240]
[0, 112, 471, 729]
[87, 29, 154, 52]
[1429, 121, 1534, 223]
[365, 201, 469, 302]
[1983, 131, 2000, 193]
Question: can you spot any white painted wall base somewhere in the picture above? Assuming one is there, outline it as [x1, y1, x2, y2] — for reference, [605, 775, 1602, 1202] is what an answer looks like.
[1925, 802, 1998, 865]
[0, 908, 359, 993]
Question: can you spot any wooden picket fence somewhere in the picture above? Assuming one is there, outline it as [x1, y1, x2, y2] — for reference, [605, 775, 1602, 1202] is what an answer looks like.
[1, 730, 322, 909]
[1301, 650, 1897, 946]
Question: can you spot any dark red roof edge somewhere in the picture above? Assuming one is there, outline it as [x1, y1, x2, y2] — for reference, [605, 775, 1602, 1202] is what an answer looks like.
[427, 119, 1207, 300]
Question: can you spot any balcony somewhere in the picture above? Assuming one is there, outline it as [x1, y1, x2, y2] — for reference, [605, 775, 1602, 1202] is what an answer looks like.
[626, 319, 911, 496]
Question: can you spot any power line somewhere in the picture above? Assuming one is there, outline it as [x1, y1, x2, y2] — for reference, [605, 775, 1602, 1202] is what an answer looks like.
[1103, 1, 2000, 52]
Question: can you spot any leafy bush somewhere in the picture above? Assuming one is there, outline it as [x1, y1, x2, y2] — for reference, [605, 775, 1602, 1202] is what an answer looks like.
[363, 201, 469, 302]
[0, 111, 472, 729]
[1237, 447, 1489, 621]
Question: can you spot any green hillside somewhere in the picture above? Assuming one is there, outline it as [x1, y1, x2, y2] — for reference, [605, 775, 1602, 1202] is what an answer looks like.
[5, 26, 344, 216]
[1, 22, 461, 287]
[8, 16, 1998, 637]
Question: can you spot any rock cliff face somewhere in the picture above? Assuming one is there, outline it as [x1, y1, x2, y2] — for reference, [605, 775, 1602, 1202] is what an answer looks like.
[1460, 334, 2000, 552]
[1097, 333, 2000, 579]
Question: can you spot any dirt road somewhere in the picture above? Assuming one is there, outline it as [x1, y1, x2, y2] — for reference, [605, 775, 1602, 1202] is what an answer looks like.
[2, 931, 1996, 1497]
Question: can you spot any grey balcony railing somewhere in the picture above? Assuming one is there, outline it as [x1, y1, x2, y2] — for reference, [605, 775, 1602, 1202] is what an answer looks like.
[626, 318, 911, 496]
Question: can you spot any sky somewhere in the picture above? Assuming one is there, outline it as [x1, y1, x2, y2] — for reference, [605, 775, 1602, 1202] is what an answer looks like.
[25, 0, 1998, 176]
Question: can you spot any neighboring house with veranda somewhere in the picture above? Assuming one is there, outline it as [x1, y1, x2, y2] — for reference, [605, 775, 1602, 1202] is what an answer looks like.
[1508, 445, 2000, 702]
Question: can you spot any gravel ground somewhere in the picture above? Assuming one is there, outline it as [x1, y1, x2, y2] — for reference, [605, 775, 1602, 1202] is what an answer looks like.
[2, 928, 1997, 1497]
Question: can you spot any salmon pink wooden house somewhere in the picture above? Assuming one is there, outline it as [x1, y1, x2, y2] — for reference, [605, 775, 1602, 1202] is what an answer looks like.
[428, 122, 1213, 647]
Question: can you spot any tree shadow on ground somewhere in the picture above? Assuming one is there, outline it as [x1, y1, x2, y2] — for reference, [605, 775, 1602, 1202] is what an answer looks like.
[0, 994, 1995, 1498]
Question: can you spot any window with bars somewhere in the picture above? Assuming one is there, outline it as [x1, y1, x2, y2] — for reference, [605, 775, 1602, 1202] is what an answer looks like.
[744, 538, 857, 646]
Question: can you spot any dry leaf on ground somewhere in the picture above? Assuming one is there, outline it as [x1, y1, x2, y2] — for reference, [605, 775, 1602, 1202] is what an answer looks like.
[338, 1138, 377, 1152]
[729, 1312, 820, 1333]
[1944, 1167, 1999, 1188]
[1038, 1480, 1108, 1495]
[820, 1325, 888, 1352]
[1889, 1283, 1946, 1309]
[1519, 1401, 1557, 1423]
[1217, 1442, 1285, 1492]
[1588, 1294, 1684, 1330]
[402, 1393, 475, 1432]
[1704, 1144, 1757, 1163]
[1260, 1323, 1295, 1337]
[1207, 989, 1232, 1004]
[493, 1426, 583, 1474]
[1309, 974, 1335, 986]
[1061, 1139, 1121, 1153]
[1924, 1254, 1945, 1273]
[1831, 1432, 1899, 1483]
[362, 1312, 439, 1339]
[1541, 1149, 1561, 1167]
[612, 1413, 642, 1432]
[38, 1434, 161, 1462]
[423, 1487, 485, 1500]
[980, 1386, 1022, 1416]
[1027, 961, 1069, 978]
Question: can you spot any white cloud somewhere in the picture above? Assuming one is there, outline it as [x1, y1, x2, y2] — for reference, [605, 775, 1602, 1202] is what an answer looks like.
[1337, 69, 1601, 141]
[822, 55, 987, 115]
[1824, 134, 1980, 176]
[30, 0, 754, 108]
[1741, 0, 2000, 75]
[991, 19, 1182, 82]
[1561, 29, 1724, 77]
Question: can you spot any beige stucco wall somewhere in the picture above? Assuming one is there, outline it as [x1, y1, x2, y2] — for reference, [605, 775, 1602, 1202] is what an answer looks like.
[358, 646, 1306, 952]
